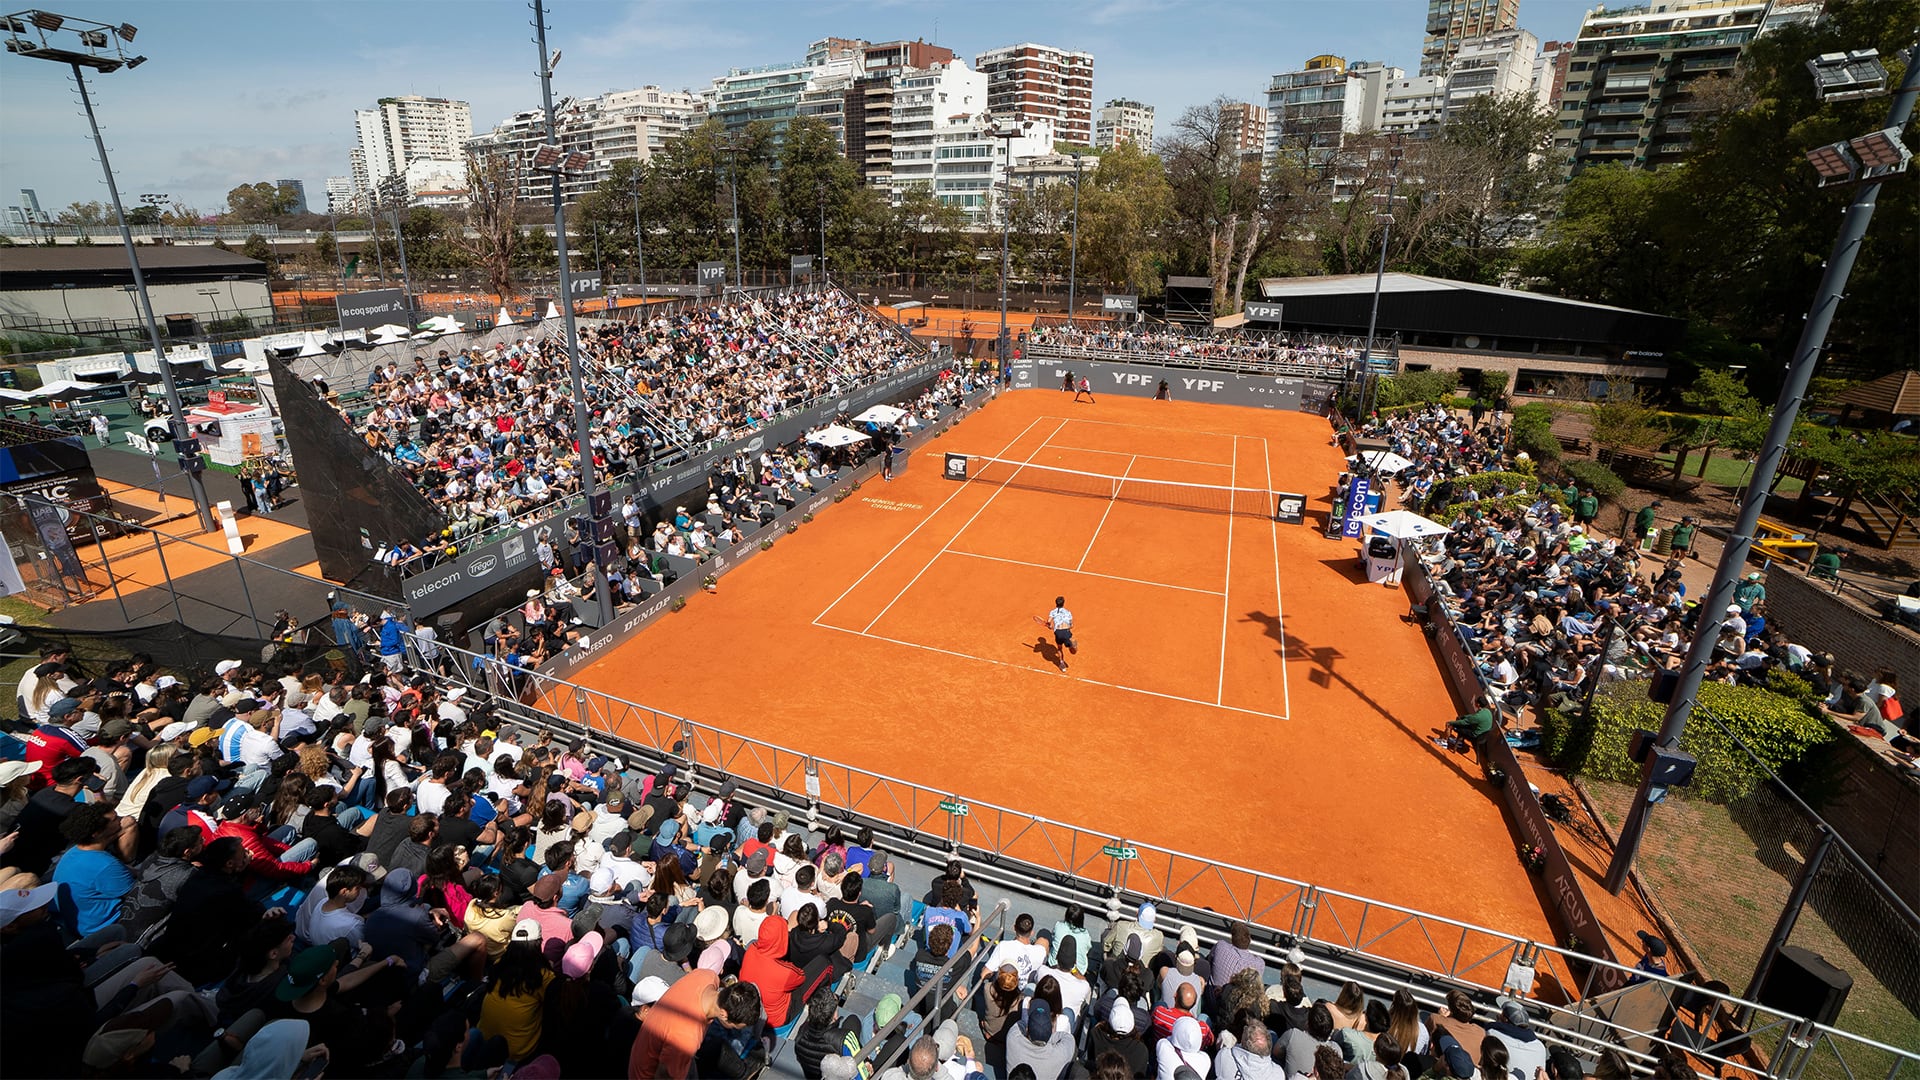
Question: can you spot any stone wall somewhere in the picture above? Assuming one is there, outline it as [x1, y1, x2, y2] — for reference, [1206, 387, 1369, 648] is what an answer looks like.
[1765, 568, 1919, 692]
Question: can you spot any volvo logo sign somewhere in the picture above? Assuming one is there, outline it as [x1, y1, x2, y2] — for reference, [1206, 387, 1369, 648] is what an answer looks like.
[467, 554, 499, 579]
[745, 436, 765, 453]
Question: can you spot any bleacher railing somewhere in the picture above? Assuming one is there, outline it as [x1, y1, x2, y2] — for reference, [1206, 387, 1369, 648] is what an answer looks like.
[409, 632, 1916, 1080]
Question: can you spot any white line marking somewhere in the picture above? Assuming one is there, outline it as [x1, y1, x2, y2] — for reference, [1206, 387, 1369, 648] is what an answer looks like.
[812, 415, 1044, 628]
[1055, 415, 1247, 441]
[1076, 454, 1133, 571]
[817, 621, 1290, 722]
[1046, 444, 1234, 469]
[1266, 434, 1291, 719]
[860, 418, 1070, 634]
[949, 549, 1224, 596]
[1218, 434, 1236, 705]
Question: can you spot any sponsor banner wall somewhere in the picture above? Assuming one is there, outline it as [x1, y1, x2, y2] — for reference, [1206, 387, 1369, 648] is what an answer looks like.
[1007, 356, 1328, 412]
[334, 289, 412, 333]
[531, 385, 990, 681]
[403, 359, 950, 612]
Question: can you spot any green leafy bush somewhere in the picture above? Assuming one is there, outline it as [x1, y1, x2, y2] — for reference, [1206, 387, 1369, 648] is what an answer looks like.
[1478, 370, 1510, 400]
[1374, 369, 1460, 408]
[1580, 681, 1834, 802]
[1510, 403, 1561, 463]
[1538, 705, 1593, 766]
[1560, 459, 1625, 502]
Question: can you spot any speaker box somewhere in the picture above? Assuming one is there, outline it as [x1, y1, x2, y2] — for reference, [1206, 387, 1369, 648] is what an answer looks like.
[1756, 945, 1851, 1025]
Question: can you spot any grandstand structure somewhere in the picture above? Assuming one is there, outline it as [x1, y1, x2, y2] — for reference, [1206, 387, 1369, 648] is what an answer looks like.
[404, 629, 1920, 1080]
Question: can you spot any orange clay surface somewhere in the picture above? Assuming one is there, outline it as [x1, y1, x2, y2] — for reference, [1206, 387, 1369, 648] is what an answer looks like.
[567, 390, 1661, 961]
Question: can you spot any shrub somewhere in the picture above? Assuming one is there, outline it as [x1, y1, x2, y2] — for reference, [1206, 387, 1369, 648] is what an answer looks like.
[1510, 403, 1561, 463]
[1559, 459, 1625, 502]
[1375, 369, 1460, 408]
[759, 539, 774, 551]
[1538, 705, 1593, 767]
[1478, 370, 1510, 401]
[1579, 681, 1834, 802]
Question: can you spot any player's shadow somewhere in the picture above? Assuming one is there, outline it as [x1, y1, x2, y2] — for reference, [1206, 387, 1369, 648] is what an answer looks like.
[1024, 635, 1065, 669]
[1243, 611, 1481, 784]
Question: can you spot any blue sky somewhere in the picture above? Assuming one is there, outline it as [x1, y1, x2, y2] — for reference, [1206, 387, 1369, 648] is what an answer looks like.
[0, 0, 1594, 217]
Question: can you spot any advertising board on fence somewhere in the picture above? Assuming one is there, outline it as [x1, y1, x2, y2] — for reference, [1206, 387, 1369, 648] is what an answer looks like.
[400, 358, 950, 612]
[1008, 356, 1321, 412]
[335, 289, 412, 333]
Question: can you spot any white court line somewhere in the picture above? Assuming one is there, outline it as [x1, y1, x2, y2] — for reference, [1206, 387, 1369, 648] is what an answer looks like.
[1218, 434, 1236, 705]
[1055, 415, 1250, 441]
[1266, 434, 1291, 719]
[1046, 444, 1234, 470]
[1076, 454, 1133, 571]
[817, 620, 1291, 723]
[949, 549, 1224, 597]
[859, 418, 1070, 635]
[812, 415, 1045, 628]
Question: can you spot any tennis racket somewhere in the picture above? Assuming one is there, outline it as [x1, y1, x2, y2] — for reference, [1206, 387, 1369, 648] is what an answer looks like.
[1031, 614, 1050, 630]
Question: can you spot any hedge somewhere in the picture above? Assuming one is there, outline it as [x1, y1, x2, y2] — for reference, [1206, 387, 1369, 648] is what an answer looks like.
[1579, 681, 1833, 802]
[1559, 459, 1625, 502]
[1510, 403, 1561, 464]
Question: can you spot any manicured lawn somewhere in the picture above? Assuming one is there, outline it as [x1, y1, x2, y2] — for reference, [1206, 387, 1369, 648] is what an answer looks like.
[1651, 450, 1805, 495]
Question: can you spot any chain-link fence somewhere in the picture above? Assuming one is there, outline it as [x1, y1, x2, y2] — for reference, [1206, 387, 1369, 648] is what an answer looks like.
[1585, 705, 1919, 1080]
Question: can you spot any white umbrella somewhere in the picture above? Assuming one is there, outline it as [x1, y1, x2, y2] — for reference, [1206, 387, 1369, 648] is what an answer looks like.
[0, 388, 35, 402]
[410, 328, 442, 339]
[31, 379, 96, 399]
[805, 424, 870, 448]
[1356, 509, 1452, 540]
[1353, 449, 1416, 476]
[852, 403, 909, 426]
[222, 358, 270, 372]
[370, 328, 410, 346]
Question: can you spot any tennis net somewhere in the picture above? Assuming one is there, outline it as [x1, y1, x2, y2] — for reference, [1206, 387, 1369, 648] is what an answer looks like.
[955, 455, 1284, 519]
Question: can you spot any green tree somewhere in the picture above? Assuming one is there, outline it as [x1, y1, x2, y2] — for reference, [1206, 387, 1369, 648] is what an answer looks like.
[241, 233, 276, 270]
[1412, 93, 1561, 282]
[451, 150, 524, 298]
[1161, 95, 1270, 312]
[1077, 142, 1174, 294]
[224, 182, 301, 223]
[55, 201, 109, 226]
[124, 205, 161, 226]
[1586, 378, 1668, 453]
[776, 115, 862, 268]
[314, 229, 338, 272]
[1522, 165, 1684, 313]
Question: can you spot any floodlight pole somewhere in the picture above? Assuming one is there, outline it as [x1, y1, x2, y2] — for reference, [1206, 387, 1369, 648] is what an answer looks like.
[383, 180, 415, 318]
[630, 165, 646, 288]
[70, 61, 215, 533]
[726, 138, 745, 291]
[993, 124, 1021, 374]
[533, 0, 611, 627]
[1357, 151, 1402, 435]
[1067, 151, 1083, 330]
[1602, 44, 1919, 895]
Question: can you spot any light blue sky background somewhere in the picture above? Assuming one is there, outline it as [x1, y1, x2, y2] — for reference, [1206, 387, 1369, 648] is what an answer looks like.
[0, 0, 1594, 215]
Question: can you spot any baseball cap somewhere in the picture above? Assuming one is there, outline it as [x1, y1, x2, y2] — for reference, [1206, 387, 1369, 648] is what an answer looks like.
[0, 883, 60, 929]
[561, 931, 604, 978]
[99, 717, 134, 740]
[511, 918, 542, 943]
[186, 775, 234, 799]
[1137, 902, 1156, 930]
[529, 873, 565, 905]
[276, 945, 338, 1001]
[215, 660, 242, 676]
[0, 761, 37, 787]
[231, 698, 265, 714]
[154, 675, 179, 690]
[1636, 929, 1669, 957]
[218, 791, 261, 817]
[1025, 998, 1054, 1042]
[630, 975, 669, 1006]
[158, 721, 196, 742]
[1496, 996, 1532, 1028]
[47, 698, 80, 720]
[1108, 999, 1135, 1035]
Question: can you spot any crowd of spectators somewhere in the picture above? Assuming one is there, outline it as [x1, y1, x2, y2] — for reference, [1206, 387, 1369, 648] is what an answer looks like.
[0, 634, 1686, 1080]
[338, 288, 927, 559]
[1024, 324, 1371, 374]
[1354, 407, 1911, 750]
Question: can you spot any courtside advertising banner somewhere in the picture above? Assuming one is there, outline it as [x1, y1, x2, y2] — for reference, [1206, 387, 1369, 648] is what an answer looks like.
[697, 261, 727, 291]
[1274, 492, 1307, 525]
[1101, 294, 1139, 314]
[335, 289, 411, 332]
[1342, 478, 1371, 538]
[1009, 357, 1317, 411]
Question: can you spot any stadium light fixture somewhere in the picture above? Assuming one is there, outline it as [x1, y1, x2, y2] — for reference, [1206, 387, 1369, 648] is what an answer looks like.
[114, 20, 132, 40]
[561, 150, 592, 174]
[1804, 140, 1857, 181]
[1806, 49, 1887, 101]
[530, 143, 564, 170]
[1848, 127, 1910, 170]
[28, 9, 60, 30]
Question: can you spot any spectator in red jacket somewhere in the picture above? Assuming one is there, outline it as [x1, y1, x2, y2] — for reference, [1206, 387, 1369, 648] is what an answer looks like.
[210, 791, 317, 884]
[739, 911, 805, 1028]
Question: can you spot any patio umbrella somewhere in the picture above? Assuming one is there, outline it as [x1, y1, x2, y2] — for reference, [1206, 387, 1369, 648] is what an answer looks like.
[805, 424, 870, 448]
[1353, 449, 1416, 476]
[222, 358, 270, 373]
[852, 403, 909, 426]
[31, 380, 98, 401]
[1355, 509, 1452, 540]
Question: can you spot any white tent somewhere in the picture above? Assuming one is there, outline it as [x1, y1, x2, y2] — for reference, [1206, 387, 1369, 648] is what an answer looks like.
[852, 403, 909, 426]
[370, 328, 410, 346]
[1353, 449, 1416, 476]
[370, 323, 411, 338]
[31, 380, 96, 399]
[221, 358, 270, 373]
[544, 302, 562, 320]
[1356, 509, 1451, 540]
[805, 424, 870, 448]
[495, 307, 516, 327]
[0, 388, 35, 402]
[295, 331, 331, 358]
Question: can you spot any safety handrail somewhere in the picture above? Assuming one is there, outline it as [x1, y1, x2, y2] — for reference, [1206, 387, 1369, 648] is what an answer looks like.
[847, 899, 1010, 1074]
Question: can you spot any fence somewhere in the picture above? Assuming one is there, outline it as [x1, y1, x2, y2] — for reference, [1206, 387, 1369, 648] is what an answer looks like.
[405, 629, 1916, 1080]
[1580, 702, 1920, 1070]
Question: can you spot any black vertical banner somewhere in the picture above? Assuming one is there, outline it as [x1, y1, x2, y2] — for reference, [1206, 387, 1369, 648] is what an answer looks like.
[24, 495, 85, 581]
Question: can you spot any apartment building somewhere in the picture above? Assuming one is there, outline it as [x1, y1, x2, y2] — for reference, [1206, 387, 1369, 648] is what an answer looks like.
[1379, 74, 1450, 135]
[1219, 101, 1270, 162]
[1264, 56, 1395, 163]
[974, 42, 1095, 147]
[352, 96, 472, 197]
[467, 86, 704, 204]
[1093, 99, 1155, 150]
[1445, 28, 1547, 119]
[1555, 0, 1770, 173]
[1420, 0, 1520, 75]
[842, 40, 957, 189]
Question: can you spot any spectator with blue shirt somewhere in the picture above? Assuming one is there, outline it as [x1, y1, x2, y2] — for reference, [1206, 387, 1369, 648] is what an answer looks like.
[50, 803, 135, 938]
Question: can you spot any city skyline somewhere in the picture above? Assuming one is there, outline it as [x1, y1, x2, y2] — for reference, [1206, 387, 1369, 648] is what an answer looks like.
[0, 0, 1595, 214]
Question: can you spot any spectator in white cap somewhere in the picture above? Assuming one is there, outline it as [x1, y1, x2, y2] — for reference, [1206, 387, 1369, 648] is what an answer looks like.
[693, 904, 733, 973]
[1105, 900, 1164, 960]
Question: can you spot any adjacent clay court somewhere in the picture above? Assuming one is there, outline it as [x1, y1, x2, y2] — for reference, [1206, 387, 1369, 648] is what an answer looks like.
[570, 390, 1560, 945]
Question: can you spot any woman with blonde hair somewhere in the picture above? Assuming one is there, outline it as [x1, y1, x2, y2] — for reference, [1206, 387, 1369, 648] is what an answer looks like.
[115, 742, 178, 827]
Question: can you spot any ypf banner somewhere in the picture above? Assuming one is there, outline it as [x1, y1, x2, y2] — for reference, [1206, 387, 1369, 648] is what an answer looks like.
[790, 255, 814, 280]
[1244, 301, 1284, 324]
[696, 261, 727, 291]
[568, 274, 603, 297]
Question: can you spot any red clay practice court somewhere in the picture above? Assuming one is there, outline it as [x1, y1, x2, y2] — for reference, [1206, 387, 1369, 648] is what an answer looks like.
[570, 389, 1585, 948]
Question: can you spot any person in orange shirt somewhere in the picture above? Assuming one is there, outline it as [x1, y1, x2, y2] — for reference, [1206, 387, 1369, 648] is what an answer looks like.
[628, 970, 761, 1080]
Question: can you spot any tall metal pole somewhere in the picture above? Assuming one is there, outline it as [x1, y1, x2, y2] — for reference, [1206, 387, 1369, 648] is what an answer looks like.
[533, 0, 612, 626]
[817, 180, 827, 266]
[325, 210, 349, 284]
[631, 166, 646, 288]
[993, 125, 1020, 374]
[1357, 158, 1400, 432]
[727, 140, 744, 291]
[1067, 152, 1082, 330]
[365, 188, 390, 284]
[72, 63, 216, 534]
[1603, 46, 1919, 894]
[386, 183, 414, 316]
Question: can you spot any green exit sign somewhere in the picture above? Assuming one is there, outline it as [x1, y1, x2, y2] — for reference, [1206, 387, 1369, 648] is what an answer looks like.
[938, 799, 969, 816]
[1102, 844, 1139, 861]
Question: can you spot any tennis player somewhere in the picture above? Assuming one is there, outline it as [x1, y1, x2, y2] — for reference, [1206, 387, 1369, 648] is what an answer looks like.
[1046, 596, 1077, 672]
[1074, 376, 1096, 403]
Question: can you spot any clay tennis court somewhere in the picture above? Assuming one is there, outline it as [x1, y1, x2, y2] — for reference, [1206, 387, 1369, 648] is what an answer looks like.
[569, 389, 1561, 947]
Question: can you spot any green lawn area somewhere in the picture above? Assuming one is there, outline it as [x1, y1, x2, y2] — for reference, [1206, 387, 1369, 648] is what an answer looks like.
[1651, 450, 1804, 495]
